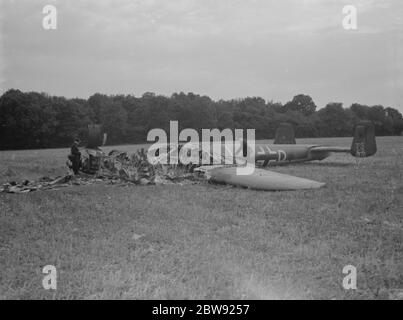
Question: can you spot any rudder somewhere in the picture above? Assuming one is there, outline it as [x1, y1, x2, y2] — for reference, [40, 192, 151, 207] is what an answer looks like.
[350, 121, 377, 157]
[274, 123, 296, 144]
[87, 124, 107, 148]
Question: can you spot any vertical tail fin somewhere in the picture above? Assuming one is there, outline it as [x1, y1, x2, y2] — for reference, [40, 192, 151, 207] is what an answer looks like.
[274, 122, 296, 144]
[87, 124, 106, 148]
[102, 133, 108, 146]
[350, 121, 377, 157]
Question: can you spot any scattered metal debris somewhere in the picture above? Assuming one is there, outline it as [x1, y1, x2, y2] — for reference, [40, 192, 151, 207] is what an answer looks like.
[1, 149, 197, 194]
[1, 175, 100, 194]
[132, 233, 145, 241]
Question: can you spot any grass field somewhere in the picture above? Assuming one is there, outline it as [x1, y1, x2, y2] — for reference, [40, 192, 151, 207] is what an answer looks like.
[0, 137, 402, 299]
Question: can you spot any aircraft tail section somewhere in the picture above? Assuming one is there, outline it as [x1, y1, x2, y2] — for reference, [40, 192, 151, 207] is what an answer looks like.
[274, 123, 296, 144]
[87, 124, 107, 148]
[350, 121, 377, 157]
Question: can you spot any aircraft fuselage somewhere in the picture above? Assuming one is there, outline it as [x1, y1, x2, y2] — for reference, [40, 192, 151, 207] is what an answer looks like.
[254, 144, 330, 166]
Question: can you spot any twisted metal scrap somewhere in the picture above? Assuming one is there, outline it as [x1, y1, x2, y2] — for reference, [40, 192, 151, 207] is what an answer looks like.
[101, 148, 157, 185]
[0, 149, 196, 194]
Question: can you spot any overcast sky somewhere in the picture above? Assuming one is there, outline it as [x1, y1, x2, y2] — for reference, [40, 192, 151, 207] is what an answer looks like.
[1, 0, 402, 111]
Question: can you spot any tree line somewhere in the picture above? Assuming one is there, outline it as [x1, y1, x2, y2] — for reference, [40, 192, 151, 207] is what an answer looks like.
[0, 89, 402, 150]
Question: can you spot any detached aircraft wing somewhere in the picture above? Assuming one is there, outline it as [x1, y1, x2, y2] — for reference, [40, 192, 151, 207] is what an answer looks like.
[195, 165, 325, 191]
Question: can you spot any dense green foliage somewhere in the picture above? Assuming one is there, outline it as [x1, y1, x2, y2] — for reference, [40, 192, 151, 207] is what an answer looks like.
[1, 89, 402, 149]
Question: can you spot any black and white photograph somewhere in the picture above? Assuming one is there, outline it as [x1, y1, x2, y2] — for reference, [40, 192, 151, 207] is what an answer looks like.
[0, 0, 402, 305]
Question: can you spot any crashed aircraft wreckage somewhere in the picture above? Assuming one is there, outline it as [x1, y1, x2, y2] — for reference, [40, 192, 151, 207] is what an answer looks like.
[147, 120, 376, 190]
[1, 148, 195, 194]
[0, 121, 376, 193]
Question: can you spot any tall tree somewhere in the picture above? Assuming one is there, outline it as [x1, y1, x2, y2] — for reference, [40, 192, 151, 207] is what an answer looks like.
[317, 103, 354, 137]
[284, 94, 317, 116]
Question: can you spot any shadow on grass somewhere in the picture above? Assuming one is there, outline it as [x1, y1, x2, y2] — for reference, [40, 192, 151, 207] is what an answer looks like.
[268, 161, 354, 168]
[298, 162, 354, 167]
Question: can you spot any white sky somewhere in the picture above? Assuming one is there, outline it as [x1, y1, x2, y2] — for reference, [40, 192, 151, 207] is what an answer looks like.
[1, 0, 402, 111]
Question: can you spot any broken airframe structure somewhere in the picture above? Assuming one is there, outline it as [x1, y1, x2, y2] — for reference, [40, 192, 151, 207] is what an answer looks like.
[0, 147, 196, 194]
[1, 122, 377, 194]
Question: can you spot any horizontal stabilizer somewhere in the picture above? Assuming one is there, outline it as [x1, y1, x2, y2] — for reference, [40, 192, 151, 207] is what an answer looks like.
[308, 146, 351, 160]
[310, 146, 351, 153]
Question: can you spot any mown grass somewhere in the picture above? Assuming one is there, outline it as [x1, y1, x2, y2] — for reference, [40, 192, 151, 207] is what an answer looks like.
[0, 137, 402, 299]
